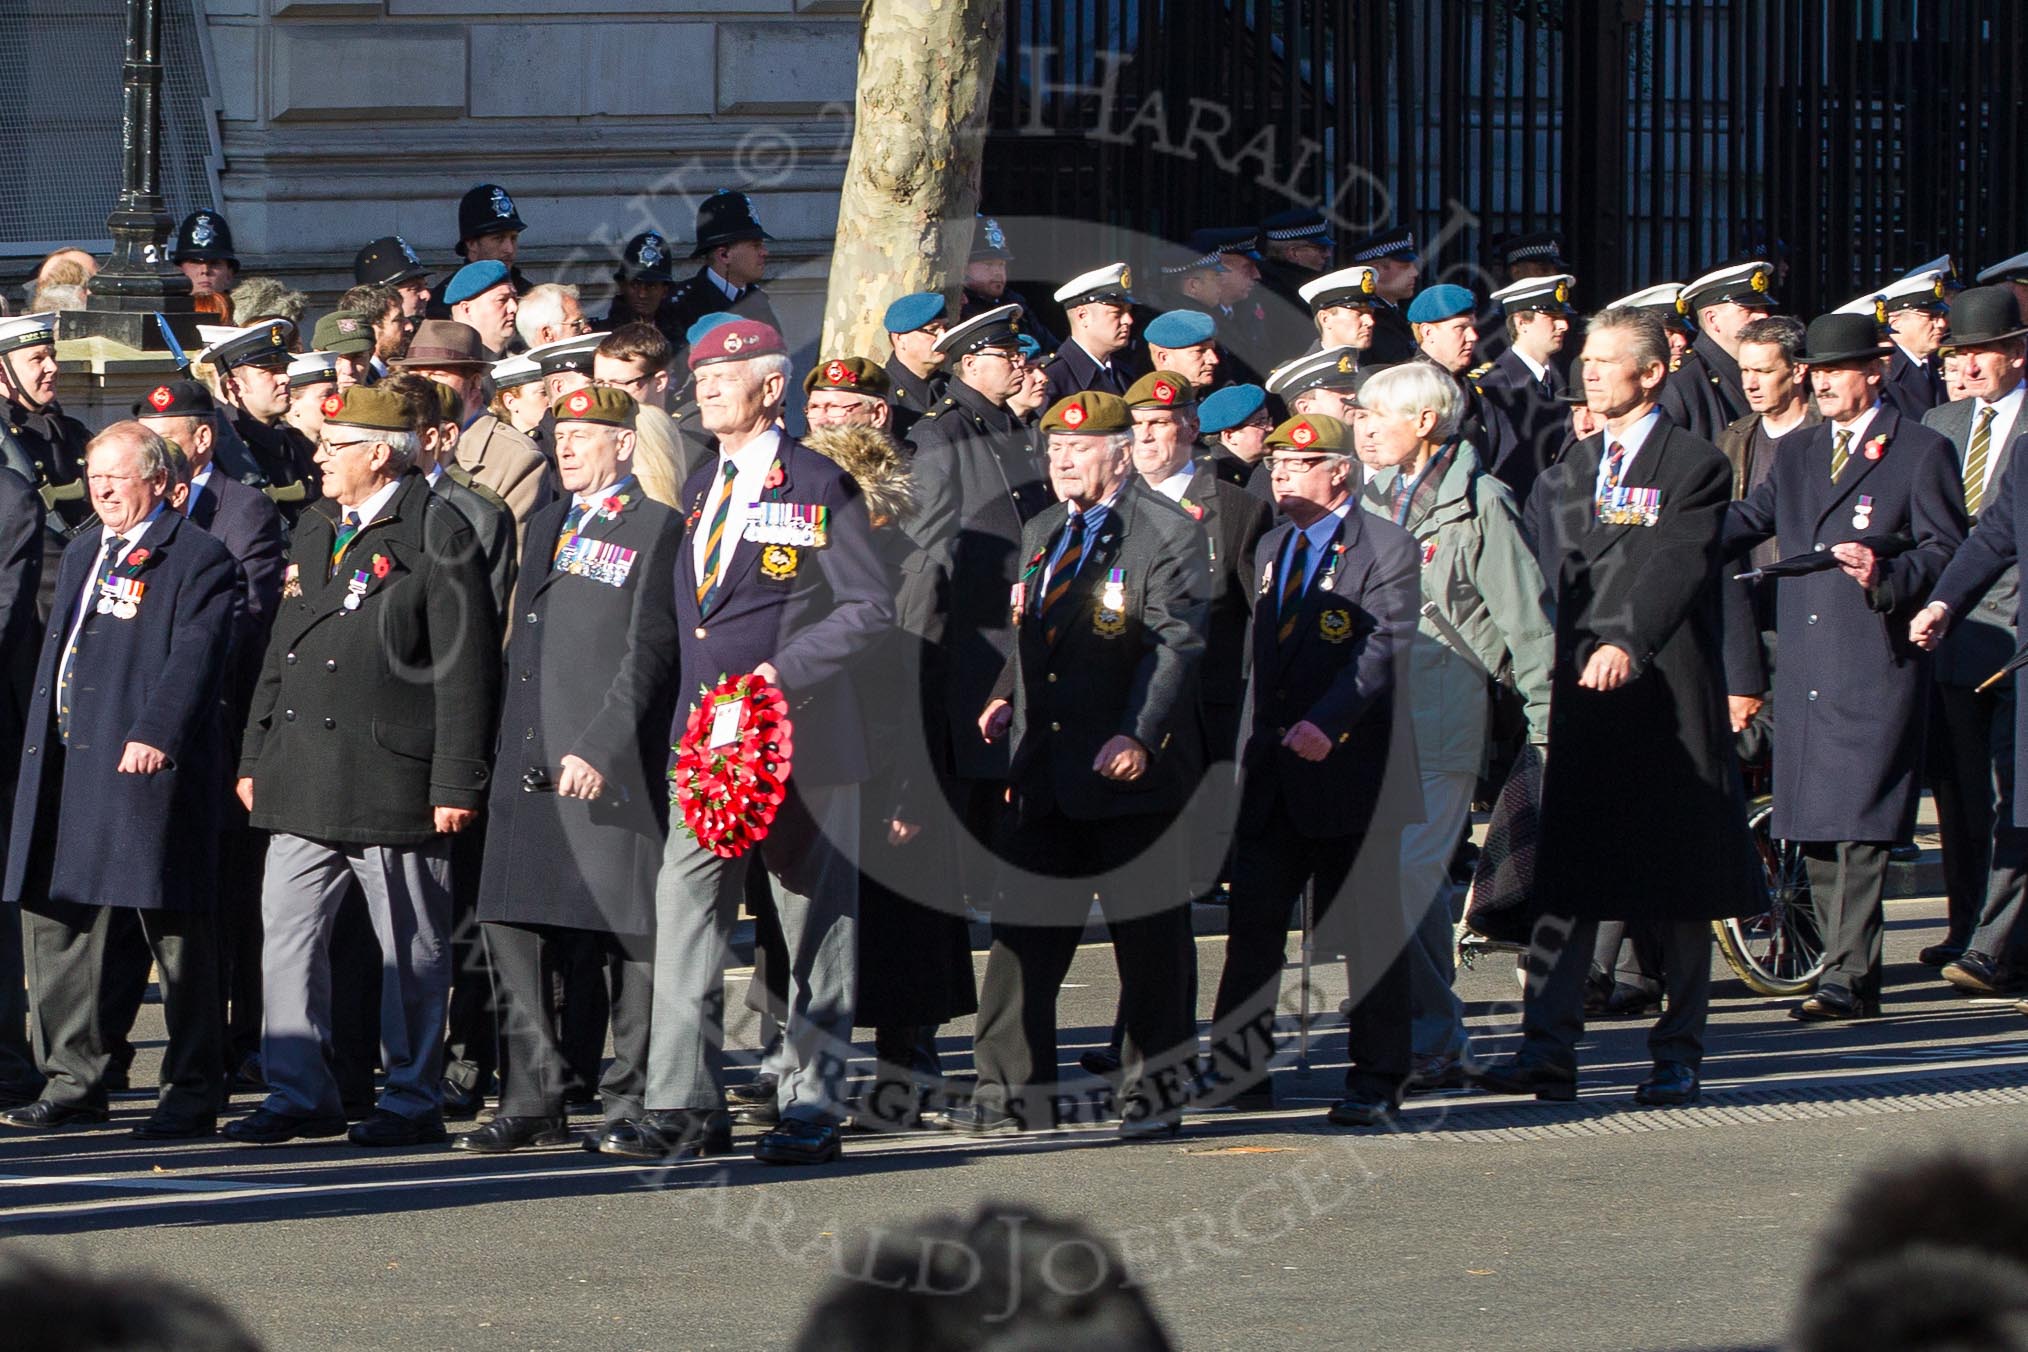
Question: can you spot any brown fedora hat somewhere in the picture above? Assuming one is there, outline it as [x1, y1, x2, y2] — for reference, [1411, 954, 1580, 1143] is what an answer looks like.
[395, 319, 492, 369]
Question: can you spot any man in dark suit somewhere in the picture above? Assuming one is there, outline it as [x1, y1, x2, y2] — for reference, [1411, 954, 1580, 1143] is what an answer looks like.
[455, 387, 684, 1155]
[1477, 274, 1578, 506]
[0, 464, 42, 1105]
[1205, 411, 1421, 1126]
[1198, 384, 1277, 503]
[1879, 268, 1951, 416]
[906, 305, 1054, 903]
[1042, 264, 1149, 405]
[135, 379, 286, 1083]
[1658, 261, 1778, 441]
[663, 191, 784, 363]
[1475, 307, 1763, 1106]
[199, 319, 321, 520]
[931, 390, 1208, 1139]
[1916, 287, 2028, 984]
[3, 422, 239, 1136]
[634, 319, 892, 1167]
[227, 385, 500, 1147]
[1725, 312, 1968, 1019]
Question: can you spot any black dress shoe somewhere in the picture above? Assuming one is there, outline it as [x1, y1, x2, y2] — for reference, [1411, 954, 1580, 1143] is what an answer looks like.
[1405, 1056, 1467, 1094]
[727, 1076, 777, 1106]
[1918, 942, 1967, 967]
[0, 1081, 46, 1111]
[1791, 988, 1876, 1022]
[223, 1108, 349, 1144]
[1469, 1057, 1578, 1102]
[1078, 1049, 1124, 1078]
[131, 1113, 217, 1140]
[1888, 841, 1922, 863]
[754, 1117, 842, 1165]
[0, 1099, 110, 1130]
[613, 1109, 733, 1160]
[1326, 1093, 1398, 1128]
[1632, 1062, 1700, 1106]
[348, 1108, 450, 1147]
[1117, 1111, 1182, 1141]
[732, 1098, 781, 1127]
[453, 1115, 570, 1153]
[1943, 951, 2019, 995]
[439, 1078, 486, 1121]
[1599, 985, 1663, 1018]
[585, 1119, 649, 1156]
[925, 1102, 1023, 1136]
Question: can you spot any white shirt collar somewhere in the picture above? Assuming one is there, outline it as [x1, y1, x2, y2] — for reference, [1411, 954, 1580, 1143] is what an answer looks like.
[1150, 466, 1195, 502]
[343, 476, 405, 526]
[424, 462, 445, 487]
[113, 503, 167, 550]
[1828, 401, 1882, 445]
[706, 267, 741, 302]
[1513, 349, 1549, 383]
[1978, 382, 2026, 421]
[1602, 406, 1662, 459]
[719, 425, 781, 473]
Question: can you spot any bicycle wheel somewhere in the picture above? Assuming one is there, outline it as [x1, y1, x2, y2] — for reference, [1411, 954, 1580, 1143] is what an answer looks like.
[1712, 794, 1825, 996]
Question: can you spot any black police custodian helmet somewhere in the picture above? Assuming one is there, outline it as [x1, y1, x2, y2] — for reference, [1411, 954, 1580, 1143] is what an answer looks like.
[691, 190, 772, 258]
[171, 210, 237, 266]
[456, 184, 527, 254]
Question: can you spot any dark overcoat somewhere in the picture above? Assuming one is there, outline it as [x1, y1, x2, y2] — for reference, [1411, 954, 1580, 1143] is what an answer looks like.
[1476, 347, 1570, 506]
[239, 473, 501, 846]
[5, 510, 238, 911]
[994, 481, 1208, 822]
[1884, 346, 1944, 416]
[1724, 404, 1968, 840]
[1657, 333, 1747, 443]
[1531, 418, 1764, 922]
[480, 485, 683, 936]
[906, 379, 1053, 779]
[1180, 462, 1275, 721]
[0, 468, 44, 835]
[188, 470, 285, 731]
[1928, 434, 2028, 828]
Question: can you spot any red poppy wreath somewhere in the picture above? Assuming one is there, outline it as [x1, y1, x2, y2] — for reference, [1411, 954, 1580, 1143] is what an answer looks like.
[670, 673, 794, 857]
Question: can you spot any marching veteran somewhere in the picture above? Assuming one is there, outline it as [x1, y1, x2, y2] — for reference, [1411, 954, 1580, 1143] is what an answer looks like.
[632, 320, 892, 1167]
[3, 422, 239, 1137]
[458, 386, 685, 1155]
[227, 385, 500, 1147]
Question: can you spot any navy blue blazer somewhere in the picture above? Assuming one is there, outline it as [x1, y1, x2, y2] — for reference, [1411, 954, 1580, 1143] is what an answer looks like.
[1931, 436, 2028, 828]
[5, 509, 239, 911]
[1725, 403, 1968, 841]
[673, 434, 894, 788]
[188, 469, 285, 723]
[1239, 505, 1421, 840]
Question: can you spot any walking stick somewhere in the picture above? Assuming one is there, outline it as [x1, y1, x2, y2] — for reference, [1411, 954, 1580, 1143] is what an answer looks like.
[1297, 880, 1315, 1070]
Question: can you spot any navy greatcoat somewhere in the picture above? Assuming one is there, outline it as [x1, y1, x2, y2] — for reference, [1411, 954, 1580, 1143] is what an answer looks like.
[1530, 419, 1764, 923]
[479, 486, 684, 937]
[5, 510, 239, 912]
[1724, 404, 1968, 842]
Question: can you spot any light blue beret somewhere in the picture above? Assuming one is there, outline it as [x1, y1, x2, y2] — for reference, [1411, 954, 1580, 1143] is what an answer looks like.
[1405, 284, 1477, 324]
[685, 311, 740, 346]
[443, 260, 511, 306]
[882, 291, 946, 335]
[1198, 383, 1267, 435]
[1143, 309, 1218, 349]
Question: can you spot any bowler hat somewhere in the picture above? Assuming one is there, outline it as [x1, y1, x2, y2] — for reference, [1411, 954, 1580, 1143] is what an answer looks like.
[1940, 286, 2028, 350]
[1797, 313, 1894, 367]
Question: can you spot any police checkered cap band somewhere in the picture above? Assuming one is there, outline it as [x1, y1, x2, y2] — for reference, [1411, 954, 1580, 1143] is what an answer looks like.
[1264, 221, 1331, 242]
[1506, 241, 1564, 261]
[1159, 250, 1225, 276]
[1350, 231, 1416, 261]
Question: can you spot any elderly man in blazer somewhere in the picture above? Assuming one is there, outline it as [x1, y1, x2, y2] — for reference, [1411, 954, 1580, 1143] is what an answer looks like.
[1724, 311, 1968, 1020]
[1915, 287, 2028, 987]
[227, 385, 500, 1148]
[3, 422, 239, 1136]
[630, 319, 892, 1167]
[1476, 307, 1763, 1107]
[1206, 411, 1422, 1126]
[930, 390, 1208, 1140]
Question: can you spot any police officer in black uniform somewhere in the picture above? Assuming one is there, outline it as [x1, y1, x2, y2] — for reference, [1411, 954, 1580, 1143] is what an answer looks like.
[665, 190, 783, 362]
[199, 320, 321, 522]
[1346, 227, 1422, 366]
[961, 214, 1061, 351]
[354, 235, 434, 323]
[0, 313, 92, 614]
[600, 231, 684, 348]
[428, 184, 532, 318]
[170, 210, 239, 306]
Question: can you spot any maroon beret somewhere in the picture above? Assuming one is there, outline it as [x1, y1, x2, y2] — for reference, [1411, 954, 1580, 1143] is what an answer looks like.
[686, 318, 787, 371]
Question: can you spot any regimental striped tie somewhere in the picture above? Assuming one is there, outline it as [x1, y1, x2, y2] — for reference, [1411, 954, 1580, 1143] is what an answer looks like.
[330, 511, 361, 572]
[1829, 428, 1854, 484]
[695, 459, 741, 607]
[1040, 513, 1087, 646]
[553, 500, 591, 566]
[1602, 441, 1626, 490]
[1276, 532, 1310, 643]
[1965, 406, 1998, 516]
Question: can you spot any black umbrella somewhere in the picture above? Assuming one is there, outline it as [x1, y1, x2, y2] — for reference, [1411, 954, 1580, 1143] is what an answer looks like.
[1978, 647, 2028, 694]
[1732, 534, 1913, 583]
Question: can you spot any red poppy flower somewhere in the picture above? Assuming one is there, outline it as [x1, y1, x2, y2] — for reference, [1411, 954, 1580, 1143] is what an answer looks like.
[763, 464, 785, 490]
[602, 495, 626, 516]
[125, 548, 150, 567]
[372, 553, 391, 579]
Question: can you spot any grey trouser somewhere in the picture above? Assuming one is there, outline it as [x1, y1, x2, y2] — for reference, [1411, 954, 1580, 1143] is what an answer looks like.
[646, 784, 859, 1124]
[1402, 770, 1476, 1062]
[258, 833, 453, 1120]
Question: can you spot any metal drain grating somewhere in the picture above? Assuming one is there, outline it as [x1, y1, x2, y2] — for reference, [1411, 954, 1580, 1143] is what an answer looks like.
[1382, 1068, 2028, 1141]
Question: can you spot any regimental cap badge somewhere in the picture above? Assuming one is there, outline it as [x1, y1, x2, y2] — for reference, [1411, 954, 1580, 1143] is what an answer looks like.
[1360, 271, 1376, 295]
[1062, 403, 1086, 427]
[1931, 278, 1947, 300]
[191, 213, 216, 247]
[147, 385, 173, 411]
[321, 393, 343, 416]
[1291, 420, 1316, 446]
[267, 322, 286, 347]
[1874, 298, 1889, 325]
[1336, 353, 1355, 374]
[984, 218, 1006, 250]
[338, 316, 360, 334]
[638, 233, 664, 267]
[1151, 379, 1174, 404]
[1676, 294, 1691, 315]
[1750, 265, 1770, 293]
[1118, 266, 1132, 292]
[490, 186, 514, 218]
[722, 331, 745, 354]
[1553, 280, 1569, 303]
[825, 359, 850, 385]
[565, 390, 592, 416]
